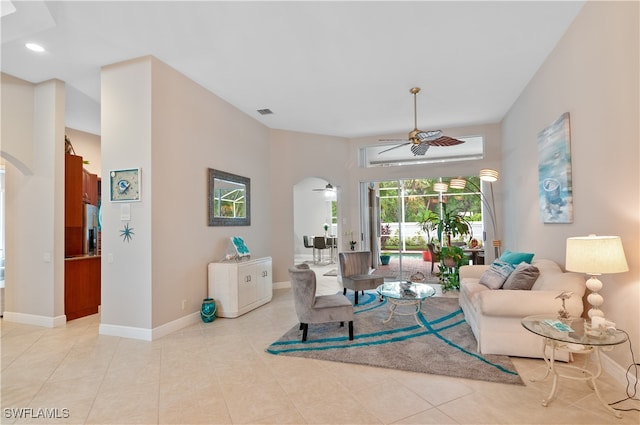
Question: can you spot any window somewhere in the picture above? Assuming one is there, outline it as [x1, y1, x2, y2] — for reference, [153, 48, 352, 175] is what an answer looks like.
[360, 136, 484, 168]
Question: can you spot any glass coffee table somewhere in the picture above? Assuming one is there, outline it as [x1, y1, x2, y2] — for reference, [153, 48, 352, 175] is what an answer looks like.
[376, 281, 436, 327]
[521, 315, 628, 418]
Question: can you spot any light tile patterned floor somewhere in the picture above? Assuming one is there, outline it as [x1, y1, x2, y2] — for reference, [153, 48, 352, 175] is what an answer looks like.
[1, 260, 638, 424]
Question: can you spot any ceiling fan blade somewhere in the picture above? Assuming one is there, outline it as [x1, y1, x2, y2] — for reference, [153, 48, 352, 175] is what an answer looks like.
[378, 142, 410, 154]
[410, 143, 430, 156]
[378, 138, 409, 142]
[427, 135, 465, 147]
[415, 129, 443, 142]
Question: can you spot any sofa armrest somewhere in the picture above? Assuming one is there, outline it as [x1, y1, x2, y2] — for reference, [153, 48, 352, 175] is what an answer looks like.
[477, 289, 584, 317]
[459, 265, 490, 280]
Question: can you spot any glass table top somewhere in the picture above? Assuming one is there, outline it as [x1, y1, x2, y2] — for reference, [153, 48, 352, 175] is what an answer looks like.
[521, 315, 628, 346]
[376, 281, 436, 301]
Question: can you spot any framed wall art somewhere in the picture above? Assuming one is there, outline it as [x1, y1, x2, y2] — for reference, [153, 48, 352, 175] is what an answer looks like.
[537, 113, 573, 223]
[110, 168, 141, 202]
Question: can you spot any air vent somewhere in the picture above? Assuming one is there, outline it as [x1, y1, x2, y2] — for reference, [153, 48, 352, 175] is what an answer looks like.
[257, 108, 273, 116]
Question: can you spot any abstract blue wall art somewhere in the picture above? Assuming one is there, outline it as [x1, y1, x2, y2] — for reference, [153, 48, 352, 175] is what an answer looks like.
[537, 112, 573, 223]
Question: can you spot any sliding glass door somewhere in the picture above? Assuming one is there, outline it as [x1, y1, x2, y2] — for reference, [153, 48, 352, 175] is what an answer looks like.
[366, 176, 483, 281]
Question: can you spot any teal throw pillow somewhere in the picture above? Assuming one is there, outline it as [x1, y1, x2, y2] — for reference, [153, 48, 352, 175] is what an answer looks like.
[500, 250, 534, 265]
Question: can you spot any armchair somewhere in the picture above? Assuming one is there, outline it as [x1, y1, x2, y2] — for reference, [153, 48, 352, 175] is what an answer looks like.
[288, 264, 354, 342]
[338, 251, 384, 305]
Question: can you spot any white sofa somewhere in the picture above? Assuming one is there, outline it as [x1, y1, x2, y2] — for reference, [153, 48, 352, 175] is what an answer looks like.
[459, 259, 585, 360]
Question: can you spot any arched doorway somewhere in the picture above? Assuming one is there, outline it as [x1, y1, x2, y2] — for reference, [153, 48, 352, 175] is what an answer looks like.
[292, 177, 337, 265]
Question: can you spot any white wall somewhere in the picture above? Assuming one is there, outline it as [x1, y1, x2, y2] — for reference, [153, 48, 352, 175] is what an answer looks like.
[501, 1, 639, 368]
[0, 75, 66, 326]
[100, 57, 153, 332]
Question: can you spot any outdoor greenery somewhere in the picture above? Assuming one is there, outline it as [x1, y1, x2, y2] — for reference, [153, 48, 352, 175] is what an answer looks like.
[378, 176, 483, 292]
[378, 177, 482, 224]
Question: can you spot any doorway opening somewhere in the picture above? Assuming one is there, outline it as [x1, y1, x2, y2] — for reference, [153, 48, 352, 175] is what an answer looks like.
[293, 177, 338, 266]
[362, 176, 485, 281]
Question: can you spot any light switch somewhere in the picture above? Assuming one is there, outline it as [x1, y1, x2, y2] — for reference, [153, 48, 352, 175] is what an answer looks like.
[107, 253, 114, 263]
[120, 204, 131, 221]
[43, 252, 51, 262]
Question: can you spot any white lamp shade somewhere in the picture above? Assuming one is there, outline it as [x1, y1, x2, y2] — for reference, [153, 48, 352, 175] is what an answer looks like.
[433, 182, 448, 192]
[565, 235, 629, 274]
[479, 168, 499, 182]
[449, 178, 466, 190]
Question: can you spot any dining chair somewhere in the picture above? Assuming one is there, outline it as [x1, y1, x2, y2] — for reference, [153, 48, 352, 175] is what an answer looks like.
[288, 263, 354, 342]
[427, 243, 440, 274]
[313, 236, 329, 264]
[303, 235, 315, 263]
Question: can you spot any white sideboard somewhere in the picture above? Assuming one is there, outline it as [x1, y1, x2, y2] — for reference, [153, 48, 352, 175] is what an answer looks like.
[207, 257, 272, 318]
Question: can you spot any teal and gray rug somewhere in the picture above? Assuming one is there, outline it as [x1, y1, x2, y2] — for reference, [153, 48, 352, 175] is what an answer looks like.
[267, 292, 523, 385]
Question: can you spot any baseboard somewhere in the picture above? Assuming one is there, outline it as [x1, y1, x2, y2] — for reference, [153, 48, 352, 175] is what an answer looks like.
[600, 351, 638, 389]
[273, 280, 291, 290]
[151, 311, 201, 340]
[99, 323, 153, 340]
[99, 311, 201, 341]
[2, 311, 66, 328]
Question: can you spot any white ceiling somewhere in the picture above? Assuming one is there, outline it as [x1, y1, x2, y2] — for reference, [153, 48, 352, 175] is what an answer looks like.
[1, 1, 585, 138]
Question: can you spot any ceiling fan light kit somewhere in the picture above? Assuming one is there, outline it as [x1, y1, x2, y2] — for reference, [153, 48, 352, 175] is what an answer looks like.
[378, 87, 464, 156]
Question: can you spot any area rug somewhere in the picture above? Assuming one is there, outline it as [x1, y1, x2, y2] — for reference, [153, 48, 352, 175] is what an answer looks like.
[323, 269, 338, 276]
[267, 293, 523, 385]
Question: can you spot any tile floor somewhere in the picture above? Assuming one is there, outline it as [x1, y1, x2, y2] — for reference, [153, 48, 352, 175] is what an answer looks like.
[1, 260, 639, 424]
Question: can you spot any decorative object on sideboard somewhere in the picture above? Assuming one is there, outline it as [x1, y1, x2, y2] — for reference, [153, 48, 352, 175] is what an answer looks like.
[208, 168, 250, 226]
[565, 235, 628, 319]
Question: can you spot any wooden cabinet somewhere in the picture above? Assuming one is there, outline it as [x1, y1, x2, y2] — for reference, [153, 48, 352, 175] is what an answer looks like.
[65, 256, 101, 320]
[65, 154, 84, 256]
[83, 169, 98, 206]
[208, 257, 272, 318]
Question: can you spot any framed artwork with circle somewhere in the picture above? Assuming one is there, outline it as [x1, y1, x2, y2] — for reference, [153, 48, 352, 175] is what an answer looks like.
[110, 168, 141, 202]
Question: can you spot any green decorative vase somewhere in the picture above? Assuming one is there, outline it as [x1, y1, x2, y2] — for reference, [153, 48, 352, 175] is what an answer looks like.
[200, 298, 216, 323]
[380, 255, 391, 265]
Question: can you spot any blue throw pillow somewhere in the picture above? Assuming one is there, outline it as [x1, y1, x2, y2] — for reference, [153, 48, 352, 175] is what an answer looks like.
[500, 250, 534, 265]
[479, 260, 515, 289]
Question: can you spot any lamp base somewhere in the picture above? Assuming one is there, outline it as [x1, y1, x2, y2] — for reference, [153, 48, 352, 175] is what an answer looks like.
[586, 275, 604, 319]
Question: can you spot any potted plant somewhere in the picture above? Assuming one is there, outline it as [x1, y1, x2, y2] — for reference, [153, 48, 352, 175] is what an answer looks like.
[429, 202, 472, 248]
[437, 245, 468, 291]
[379, 251, 391, 265]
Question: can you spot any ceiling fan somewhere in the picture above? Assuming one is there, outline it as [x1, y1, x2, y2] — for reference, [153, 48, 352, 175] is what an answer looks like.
[312, 183, 335, 192]
[378, 87, 464, 156]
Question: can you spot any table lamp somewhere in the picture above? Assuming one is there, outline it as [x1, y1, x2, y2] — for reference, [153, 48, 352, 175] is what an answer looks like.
[565, 235, 628, 319]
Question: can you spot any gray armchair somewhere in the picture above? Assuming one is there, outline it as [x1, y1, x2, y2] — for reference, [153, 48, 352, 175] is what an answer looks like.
[338, 251, 384, 305]
[288, 264, 354, 342]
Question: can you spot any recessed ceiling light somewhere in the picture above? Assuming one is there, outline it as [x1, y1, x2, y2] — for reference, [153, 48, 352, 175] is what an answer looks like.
[25, 43, 45, 53]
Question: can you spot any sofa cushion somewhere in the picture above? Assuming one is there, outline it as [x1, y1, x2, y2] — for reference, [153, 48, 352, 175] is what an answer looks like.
[502, 262, 540, 290]
[479, 260, 515, 289]
[499, 250, 535, 265]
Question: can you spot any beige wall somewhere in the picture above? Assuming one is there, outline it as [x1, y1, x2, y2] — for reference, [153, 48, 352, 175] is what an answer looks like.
[100, 56, 272, 334]
[502, 1, 640, 368]
[149, 57, 271, 327]
[269, 129, 349, 283]
[1, 76, 66, 326]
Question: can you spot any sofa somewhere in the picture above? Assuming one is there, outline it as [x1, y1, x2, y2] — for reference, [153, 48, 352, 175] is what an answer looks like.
[459, 258, 585, 360]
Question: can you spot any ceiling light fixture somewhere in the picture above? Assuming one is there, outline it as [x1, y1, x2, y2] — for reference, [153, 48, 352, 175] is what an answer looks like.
[25, 43, 45, 53]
